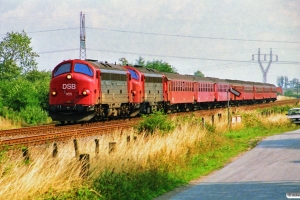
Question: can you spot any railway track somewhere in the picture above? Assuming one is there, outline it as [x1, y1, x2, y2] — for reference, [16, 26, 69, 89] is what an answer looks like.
[0, 119, 139, 147]
[0, 99, 298, 148]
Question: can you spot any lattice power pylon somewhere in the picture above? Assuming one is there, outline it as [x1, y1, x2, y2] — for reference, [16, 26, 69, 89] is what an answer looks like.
[252, 48, 278, 83]
[79, 12, 86, 60]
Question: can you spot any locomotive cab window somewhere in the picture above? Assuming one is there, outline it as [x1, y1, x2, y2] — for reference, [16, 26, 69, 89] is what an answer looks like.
[127, 69, 139, 80]
[74, 63, 93, 77]
[53, 63, 71, 77]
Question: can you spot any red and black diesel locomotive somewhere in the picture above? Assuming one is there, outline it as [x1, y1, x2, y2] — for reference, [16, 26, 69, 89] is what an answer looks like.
[49, 59, 277, 123]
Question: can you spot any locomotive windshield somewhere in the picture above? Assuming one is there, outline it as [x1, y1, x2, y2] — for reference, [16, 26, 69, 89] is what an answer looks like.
[74, 63, 93, 77]
[53, 63, 71, 77]
[127, 69, 139, 80]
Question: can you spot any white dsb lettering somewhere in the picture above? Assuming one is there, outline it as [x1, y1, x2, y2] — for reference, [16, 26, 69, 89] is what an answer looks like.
[62, 84, 76, 89]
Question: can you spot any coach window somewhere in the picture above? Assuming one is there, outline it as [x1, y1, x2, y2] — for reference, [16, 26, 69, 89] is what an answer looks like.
[74, 63, 93, 77]
[53, 63, 71, 77]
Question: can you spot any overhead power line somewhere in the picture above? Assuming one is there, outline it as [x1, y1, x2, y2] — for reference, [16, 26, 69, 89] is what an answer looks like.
[87, 48, 300, 65]
[38, 48, 78, 54]
[36, 47, 300, 66]
[0, 28, 78, 36]
[87, 27, 300, 44]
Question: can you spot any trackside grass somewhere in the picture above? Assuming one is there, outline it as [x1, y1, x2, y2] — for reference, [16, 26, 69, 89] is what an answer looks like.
[0, 104, 299, 200]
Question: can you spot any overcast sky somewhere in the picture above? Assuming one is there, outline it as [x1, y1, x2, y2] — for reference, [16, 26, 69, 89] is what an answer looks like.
[0, 0, 299, 85]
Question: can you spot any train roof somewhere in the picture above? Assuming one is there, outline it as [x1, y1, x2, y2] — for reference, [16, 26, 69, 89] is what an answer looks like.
[131, 65, 162, 74]
[163, 73, 215, 82]
[205, 77, 230, 84]
[86, 60, 127, 72]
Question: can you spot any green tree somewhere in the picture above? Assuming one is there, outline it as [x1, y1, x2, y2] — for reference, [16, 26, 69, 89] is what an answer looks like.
[284, 90, 293, 96]
[0, 78, 39, 111]
[0, 60, 21, 80]
[289, 78, 299, 89]
[194, 70, 205, 77]
[277, 76, 284, 87]
[0, 31, 39, 79]
[145, 59, 177, 73]
[25, 70, 51, 109]
[25, 70, 51, 82]
[135, 56, 146, 66]
[119, 57, 129, 66]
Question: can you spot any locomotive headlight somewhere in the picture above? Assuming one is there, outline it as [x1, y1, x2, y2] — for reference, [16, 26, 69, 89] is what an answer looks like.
[66, 74, 72, 80]
[52, 91, 57, 96]
[82, 90, 90, 96]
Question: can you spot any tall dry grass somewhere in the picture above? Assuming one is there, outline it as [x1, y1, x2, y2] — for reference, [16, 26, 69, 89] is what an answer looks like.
[0, 117, 21, 130]
[0, 115, 209, 199]
[0, 109, 292, 199]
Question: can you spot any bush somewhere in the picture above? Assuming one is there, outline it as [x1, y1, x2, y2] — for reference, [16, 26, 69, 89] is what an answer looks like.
[20, 106, 48, 125]
[0, 107, 22, 124]
[92, 169, 182, 200]
[0, 71, 50, 125]
[0, 78, 39, 111]
[135, 111, 175, 135]
[242, 113, 262, 128]
[0, 106, 48, 126]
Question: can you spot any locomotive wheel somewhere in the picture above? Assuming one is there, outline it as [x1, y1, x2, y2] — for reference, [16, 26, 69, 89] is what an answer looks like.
[120, 105, 129, 118]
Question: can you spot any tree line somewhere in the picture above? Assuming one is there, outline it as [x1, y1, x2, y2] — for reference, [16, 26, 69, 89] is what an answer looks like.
[277, 76, 300, 97]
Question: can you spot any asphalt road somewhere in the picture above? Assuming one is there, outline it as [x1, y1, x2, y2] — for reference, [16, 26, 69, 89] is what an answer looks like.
[155, 129, 300, 200]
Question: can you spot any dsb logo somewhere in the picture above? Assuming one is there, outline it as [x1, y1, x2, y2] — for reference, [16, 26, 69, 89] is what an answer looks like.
[62, 84, 76, 89]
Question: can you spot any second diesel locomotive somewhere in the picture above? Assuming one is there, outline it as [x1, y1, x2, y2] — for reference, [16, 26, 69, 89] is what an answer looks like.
[49, 59, 277, 123]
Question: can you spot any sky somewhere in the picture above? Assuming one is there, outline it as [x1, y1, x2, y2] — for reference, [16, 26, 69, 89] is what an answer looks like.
[0, 0, 299, 86]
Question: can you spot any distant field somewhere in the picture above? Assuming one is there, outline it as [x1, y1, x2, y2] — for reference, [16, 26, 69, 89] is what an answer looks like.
[277, 95, 296, 101]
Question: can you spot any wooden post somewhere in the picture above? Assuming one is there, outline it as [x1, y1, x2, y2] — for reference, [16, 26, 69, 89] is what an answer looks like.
[79, 154, 90, 178]
[95, 139, 99, 155]
[127, 136, 130, 143]
[218, 113, 222, 120]
[22, 147, 29, 163]
[53, 143, 58, 158]
[73, 139, 79, 157]
[211, 115, 214, 125]
[202, 118, 205, 129]
[109, 142, 116, 153]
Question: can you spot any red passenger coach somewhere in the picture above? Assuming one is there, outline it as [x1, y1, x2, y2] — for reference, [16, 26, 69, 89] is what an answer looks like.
[194, 77, 216, 108]
[264, 83, 277, 102]
[164, 73, 196, 112]
[206, 77, 230, 107]
[226, 79, 245, 103]
[253, 82, 265, 102]
[243, 82, 255, 102]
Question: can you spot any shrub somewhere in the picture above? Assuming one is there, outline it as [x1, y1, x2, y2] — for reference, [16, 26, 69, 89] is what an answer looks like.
[135, 111, 175, 135]
[242, 113, 262, 128]
[20, 106, 48, 125]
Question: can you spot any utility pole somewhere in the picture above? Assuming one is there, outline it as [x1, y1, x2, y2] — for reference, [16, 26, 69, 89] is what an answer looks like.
[252, 48, 278, 83]
[80, 12, 86, 60]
